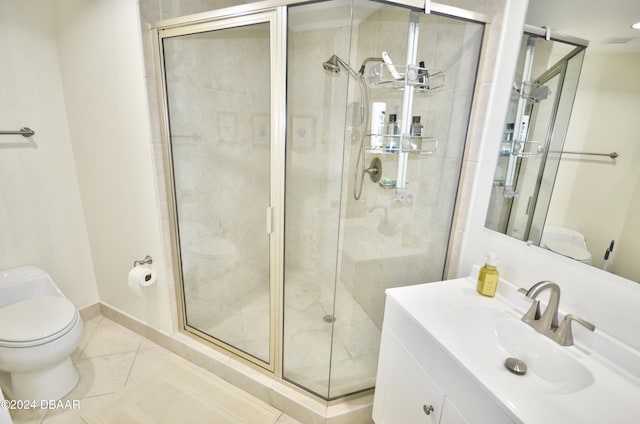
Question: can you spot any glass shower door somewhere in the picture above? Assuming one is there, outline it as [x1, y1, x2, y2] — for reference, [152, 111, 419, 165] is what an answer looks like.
[284, 0, 484, 399]
[161, 17, 275, 366]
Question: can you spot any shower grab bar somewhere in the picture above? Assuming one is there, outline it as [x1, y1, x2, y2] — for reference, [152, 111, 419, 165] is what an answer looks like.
[550, 150, 619, 159]
[0, 127, 35, 137]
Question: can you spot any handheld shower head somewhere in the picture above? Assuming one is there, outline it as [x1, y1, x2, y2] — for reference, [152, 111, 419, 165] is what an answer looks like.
[320, 53, 372, 201]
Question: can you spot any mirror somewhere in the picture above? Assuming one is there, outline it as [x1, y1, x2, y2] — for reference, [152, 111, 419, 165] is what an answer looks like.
[485, 0, 640, 282]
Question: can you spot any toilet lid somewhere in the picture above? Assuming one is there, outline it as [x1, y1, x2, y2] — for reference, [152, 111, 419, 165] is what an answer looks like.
[545, 241, 592, 262]
[0, 296, 77, 344]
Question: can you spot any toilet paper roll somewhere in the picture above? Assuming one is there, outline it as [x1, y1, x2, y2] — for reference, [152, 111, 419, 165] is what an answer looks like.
[128, 266, 157, 297]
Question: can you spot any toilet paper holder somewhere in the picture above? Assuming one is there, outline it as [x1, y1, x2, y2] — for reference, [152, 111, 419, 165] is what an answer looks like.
[133, 255, 153, 267]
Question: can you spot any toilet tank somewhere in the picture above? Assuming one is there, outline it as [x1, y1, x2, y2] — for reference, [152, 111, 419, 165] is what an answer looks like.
[0, 266, 61, 308]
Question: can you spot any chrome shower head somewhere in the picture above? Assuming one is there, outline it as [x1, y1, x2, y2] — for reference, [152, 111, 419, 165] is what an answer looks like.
[322, 54, 362, 80]
[322, 55, 341, 73]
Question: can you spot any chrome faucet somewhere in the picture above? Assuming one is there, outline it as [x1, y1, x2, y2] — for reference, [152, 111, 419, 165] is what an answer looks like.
[521, 281, 561, 331]
[520, 281, 595, 346]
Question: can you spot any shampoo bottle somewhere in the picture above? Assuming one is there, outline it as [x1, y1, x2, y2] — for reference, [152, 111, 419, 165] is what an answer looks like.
[408, 116, 424, 150]
[370, 102, 386, 148]
[410, 116, 423, 137]
[477, 254, 499, 297]
[386, 113, 400, 151]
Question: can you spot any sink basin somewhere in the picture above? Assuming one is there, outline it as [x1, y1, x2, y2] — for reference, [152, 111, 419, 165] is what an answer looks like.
[446, 304, 594, 394]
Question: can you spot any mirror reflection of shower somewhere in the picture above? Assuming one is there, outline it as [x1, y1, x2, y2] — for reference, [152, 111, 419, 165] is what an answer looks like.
[486, 27, 587, 246]
[322, 54, 383, 200]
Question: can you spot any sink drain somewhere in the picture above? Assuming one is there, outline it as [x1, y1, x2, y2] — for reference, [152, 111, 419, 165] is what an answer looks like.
[504, 357, 527, 375]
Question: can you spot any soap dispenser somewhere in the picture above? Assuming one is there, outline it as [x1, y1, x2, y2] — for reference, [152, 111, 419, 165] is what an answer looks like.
[477, 254, 499, 297]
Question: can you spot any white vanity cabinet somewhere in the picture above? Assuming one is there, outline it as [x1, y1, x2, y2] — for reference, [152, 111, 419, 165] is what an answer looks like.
[373, 291, 516, 424]
[374, 329, 445, 423]
[440, 398, 471, 424]
[374, 276, 640, 423]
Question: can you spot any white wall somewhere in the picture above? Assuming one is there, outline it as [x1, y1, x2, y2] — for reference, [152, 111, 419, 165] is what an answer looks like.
[0, 0, 98, 309]
[455, 0, 640, 351]
[54, 0, 173, 333]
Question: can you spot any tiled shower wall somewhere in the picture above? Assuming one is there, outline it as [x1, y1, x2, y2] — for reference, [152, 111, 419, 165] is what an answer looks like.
[285, 20, 351, 276]
[336, 6, 484, 326]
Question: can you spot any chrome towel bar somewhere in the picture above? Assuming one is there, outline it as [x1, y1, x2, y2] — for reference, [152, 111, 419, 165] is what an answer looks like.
[0, 127, 35, 137]
[562, 150, 618, 159]
[550, 150, 619, 159]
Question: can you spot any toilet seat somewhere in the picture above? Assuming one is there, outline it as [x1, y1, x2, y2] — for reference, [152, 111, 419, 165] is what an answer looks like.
[0, 296, 78, 348]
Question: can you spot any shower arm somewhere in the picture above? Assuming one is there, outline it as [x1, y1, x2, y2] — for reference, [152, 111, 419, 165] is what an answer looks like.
[333, 55, 363, 80]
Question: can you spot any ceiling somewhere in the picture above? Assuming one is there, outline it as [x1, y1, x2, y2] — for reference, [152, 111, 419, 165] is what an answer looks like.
[526, 0, 640, 53]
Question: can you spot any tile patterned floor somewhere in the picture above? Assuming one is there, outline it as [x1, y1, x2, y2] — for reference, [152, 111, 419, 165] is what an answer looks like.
[7, 315, 301, 424]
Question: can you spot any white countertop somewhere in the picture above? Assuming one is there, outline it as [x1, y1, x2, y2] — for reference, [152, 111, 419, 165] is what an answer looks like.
[386, 275, 640, 423]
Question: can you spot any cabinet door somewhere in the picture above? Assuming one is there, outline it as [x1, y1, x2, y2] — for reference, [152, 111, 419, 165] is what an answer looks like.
[441, 397, 470, 424]
[376, 330, 445, 423]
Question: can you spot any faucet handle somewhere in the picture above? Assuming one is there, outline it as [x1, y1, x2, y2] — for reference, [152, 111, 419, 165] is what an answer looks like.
[556, 314, 596, 346]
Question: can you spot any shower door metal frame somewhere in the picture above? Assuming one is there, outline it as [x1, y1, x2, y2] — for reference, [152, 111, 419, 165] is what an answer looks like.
[152, 0, 490, 32]
[153, 7, 287, 374]
[151, 0, 492, 397]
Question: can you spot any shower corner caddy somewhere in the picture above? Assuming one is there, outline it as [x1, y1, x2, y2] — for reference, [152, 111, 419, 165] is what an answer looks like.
[365, 63, 444, 156]
[365, 135, 438, 155]
[369, 63, 445, 92]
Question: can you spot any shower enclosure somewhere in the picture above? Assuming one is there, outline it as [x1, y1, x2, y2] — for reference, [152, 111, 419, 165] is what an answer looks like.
[155, 0, 485, 400]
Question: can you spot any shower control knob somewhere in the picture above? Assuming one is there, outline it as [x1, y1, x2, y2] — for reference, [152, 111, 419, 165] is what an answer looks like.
[423, 404, 434, 415]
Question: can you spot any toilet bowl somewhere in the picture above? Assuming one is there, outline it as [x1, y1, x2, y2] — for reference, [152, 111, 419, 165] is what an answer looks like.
[0, 266, 83, 401]
[541, 226, 592, 264]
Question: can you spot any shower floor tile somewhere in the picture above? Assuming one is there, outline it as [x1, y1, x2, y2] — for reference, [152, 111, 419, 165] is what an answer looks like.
[181, 263, 381, 398]
[282, 267, 381, 398]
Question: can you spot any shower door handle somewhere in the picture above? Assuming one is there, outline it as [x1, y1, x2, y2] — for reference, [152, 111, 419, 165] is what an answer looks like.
[266, 206, 274, 234]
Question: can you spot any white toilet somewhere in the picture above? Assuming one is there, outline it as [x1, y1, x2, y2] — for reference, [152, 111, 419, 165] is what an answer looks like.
[0, 387, 12, 424]
[0, 266, 83, 402]
[540, 225, 592, 264]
